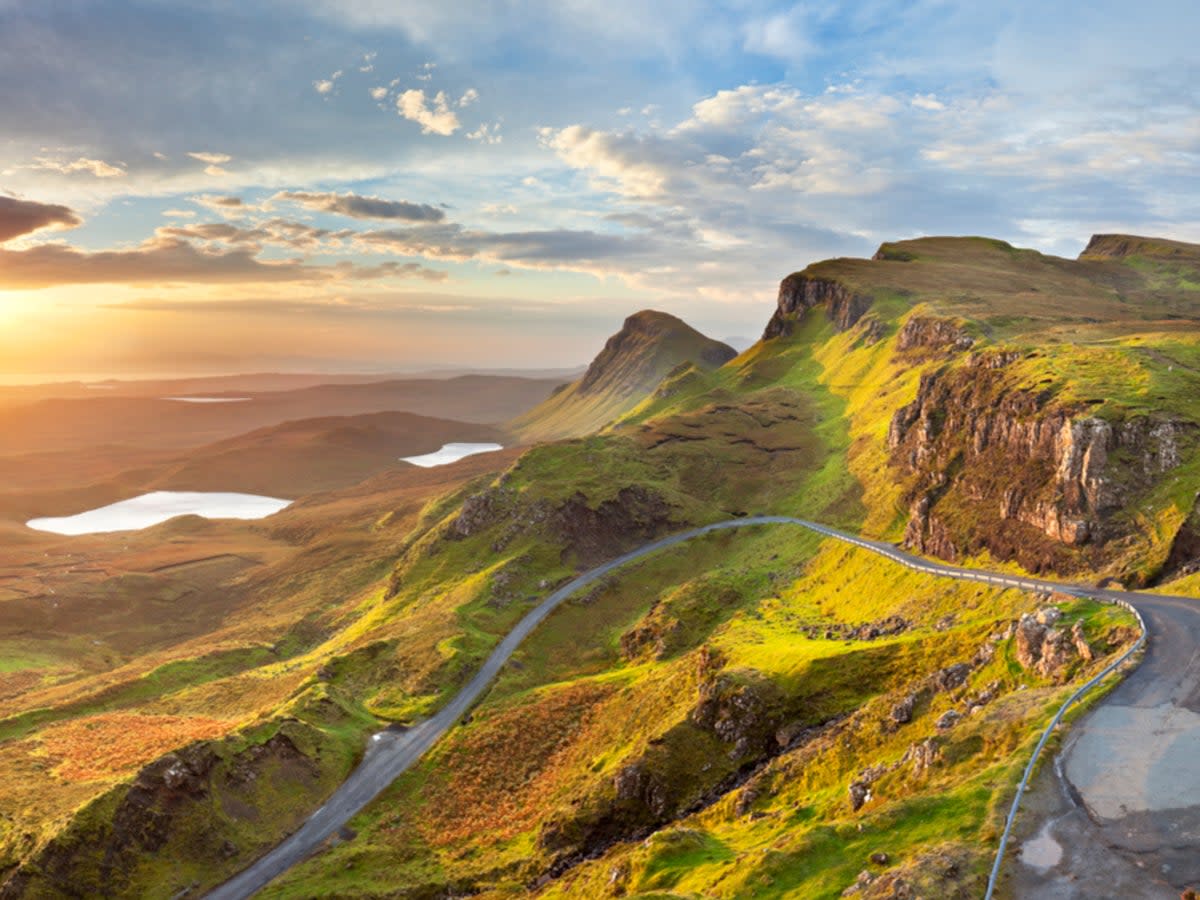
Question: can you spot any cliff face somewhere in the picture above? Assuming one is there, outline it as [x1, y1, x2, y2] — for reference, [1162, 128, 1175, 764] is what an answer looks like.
[763, 274, 873, 339]
[887, 347, 1190, 576]
[1, 729, 330, 899]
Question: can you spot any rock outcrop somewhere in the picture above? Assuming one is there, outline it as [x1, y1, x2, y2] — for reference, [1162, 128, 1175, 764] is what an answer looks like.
[763, 274, 873, 339]
[447, 483, 679, 567]
[1014, 609, 1094, 681]
[895, 316, 975, 353]
[1, 730, 323, 899]
[887, 357, 1190, 572]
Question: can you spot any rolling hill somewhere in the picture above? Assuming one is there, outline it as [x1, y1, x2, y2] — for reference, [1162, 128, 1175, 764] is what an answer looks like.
[0, 374, 558, 456]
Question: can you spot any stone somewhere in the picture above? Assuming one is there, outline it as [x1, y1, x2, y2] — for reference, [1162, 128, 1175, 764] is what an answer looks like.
[935, 709, 962, 730]
[890, 693, 916, 725]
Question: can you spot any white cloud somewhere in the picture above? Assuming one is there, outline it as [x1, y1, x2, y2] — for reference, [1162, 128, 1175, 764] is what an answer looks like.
[162, 208, 196, 218]
[395, 89, 461, 136]
[911, 93, 945, 111]
[369, 86, 389, 101]
[187, 151, 233, 177]
[467, 122, 502, 144]
[313, 69, 344, 96]
[541, 125, 684, 199]
[27, 156, 126, 178]
[458, 88, 479, 107]
[743, 7, 812, 61]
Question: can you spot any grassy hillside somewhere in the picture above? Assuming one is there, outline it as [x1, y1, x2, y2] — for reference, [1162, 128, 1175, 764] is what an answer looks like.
[512, 311, 736, 443]
[2, 234, 1197, 898]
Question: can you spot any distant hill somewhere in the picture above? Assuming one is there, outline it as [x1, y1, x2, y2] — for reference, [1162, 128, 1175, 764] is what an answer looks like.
[511, 310, 736, 442]
[0, 374, 558, 456]
[152, 411, 505, 497]
[0, 410, 504, 521]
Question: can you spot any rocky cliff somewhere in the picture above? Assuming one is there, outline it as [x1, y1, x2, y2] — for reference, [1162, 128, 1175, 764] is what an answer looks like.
[763, 274, 873, 339]
[886, 345, 1190, 576]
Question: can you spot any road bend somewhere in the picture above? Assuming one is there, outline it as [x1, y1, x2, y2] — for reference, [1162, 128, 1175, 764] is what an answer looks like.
[206, 516, 1199, 899]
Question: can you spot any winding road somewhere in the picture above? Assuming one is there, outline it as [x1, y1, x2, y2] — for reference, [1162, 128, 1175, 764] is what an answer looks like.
[205, 516, 1200, 899]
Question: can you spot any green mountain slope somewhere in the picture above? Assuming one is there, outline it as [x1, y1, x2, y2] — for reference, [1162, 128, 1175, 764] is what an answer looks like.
[511, 310, 737, 443]
[4, 234, 1198, 899]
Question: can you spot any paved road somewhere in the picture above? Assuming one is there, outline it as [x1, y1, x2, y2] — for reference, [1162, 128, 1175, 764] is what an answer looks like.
[205, 516, 1198, 899]
[1008, 593, 1200, 897]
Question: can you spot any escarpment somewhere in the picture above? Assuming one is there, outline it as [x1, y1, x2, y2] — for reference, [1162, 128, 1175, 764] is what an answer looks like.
[886, 351, 1192, 577]
[763, 273, 873, 339]
[0, 729, 329, 900]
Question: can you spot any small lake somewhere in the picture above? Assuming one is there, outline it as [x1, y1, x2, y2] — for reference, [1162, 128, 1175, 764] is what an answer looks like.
[401, 442, 504, 468]
[26, 491, 292, 535]
[162, 397, 252, 403]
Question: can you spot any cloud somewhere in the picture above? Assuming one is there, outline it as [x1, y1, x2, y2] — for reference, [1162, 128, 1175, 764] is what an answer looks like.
[458, 87, 479, 107]
[0, 195, 82, 243]
[541, 125, 686, 199]
[0, 231, 443, 289]
[331, 260, 446, 281]
[395, 89, 460, 136]
[156, 217, 354, 251]
[26, 156, 126, 178]
[313, 69, 343, 95]
[911, 93, 945, 111]
[275, 190, 445, 222]
[466, 122, 502, 145]
[742, 7, 812, 61]
[162, 208, 196, 218]
[187, 151, 232, 176]
[354, 222, 668, 271]
[369, 85, 388, 101]
[0, 237, 318, 288]
[195, 194, 244, 209]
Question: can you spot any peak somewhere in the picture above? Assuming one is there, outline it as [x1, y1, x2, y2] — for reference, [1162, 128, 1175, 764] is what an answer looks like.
[511, 311, 736, 441]
[621, 309, 691, 332]
[580, 311, 735, 395]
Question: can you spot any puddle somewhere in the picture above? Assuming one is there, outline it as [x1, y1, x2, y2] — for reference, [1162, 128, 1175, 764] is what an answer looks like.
[1020, 819, 1064, 871]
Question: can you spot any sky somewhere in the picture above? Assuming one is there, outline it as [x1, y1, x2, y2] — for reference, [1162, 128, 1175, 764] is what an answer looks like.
[0, 0, 1197, 380]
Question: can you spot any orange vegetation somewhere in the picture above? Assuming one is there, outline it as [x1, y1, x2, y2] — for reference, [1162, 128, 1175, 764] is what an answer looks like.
[39, 713, 233, 782]
[418, 682, 615, 846]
